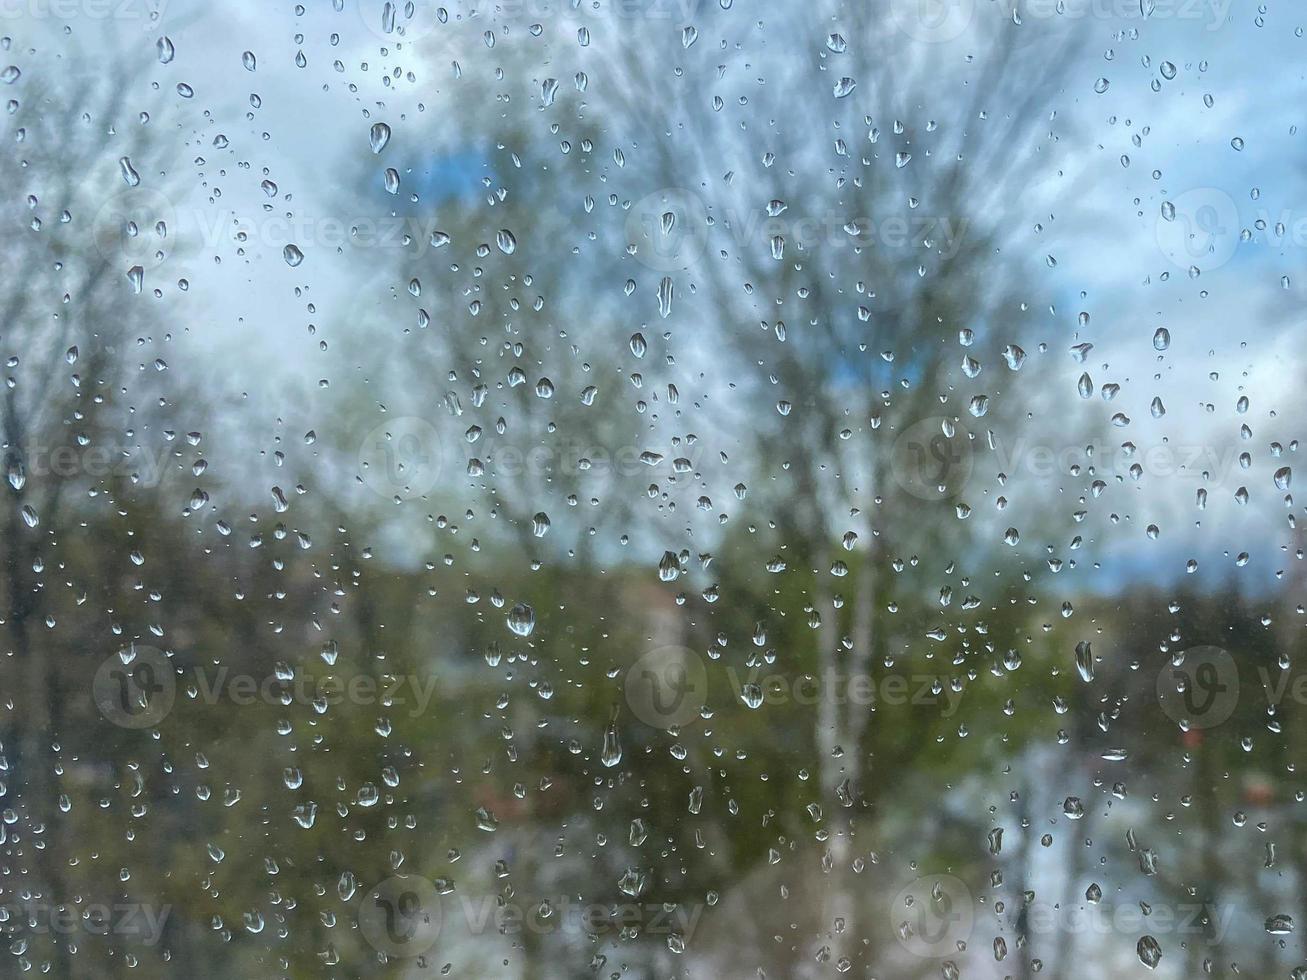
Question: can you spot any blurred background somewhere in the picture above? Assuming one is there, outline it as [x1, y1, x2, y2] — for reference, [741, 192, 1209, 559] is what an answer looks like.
[0, 0, 1304, 976]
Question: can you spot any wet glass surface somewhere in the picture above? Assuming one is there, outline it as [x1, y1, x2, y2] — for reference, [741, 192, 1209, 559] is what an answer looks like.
[0, 0, 1303, 976]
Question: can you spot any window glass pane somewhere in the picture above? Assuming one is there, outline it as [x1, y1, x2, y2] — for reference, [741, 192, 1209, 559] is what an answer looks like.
[0, 2, 1300, 977]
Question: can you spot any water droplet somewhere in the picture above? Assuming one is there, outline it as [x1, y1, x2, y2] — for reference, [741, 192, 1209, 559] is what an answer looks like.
[657, 277, 674, 318]
[1137, 935, 1162, 970]
[1075, 641, 1094, 682]
[119, 156, 141, 187]
[507, 603, 536, 637]
[600, 722, 622, 767]
[1267, 914, 1294, 935]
